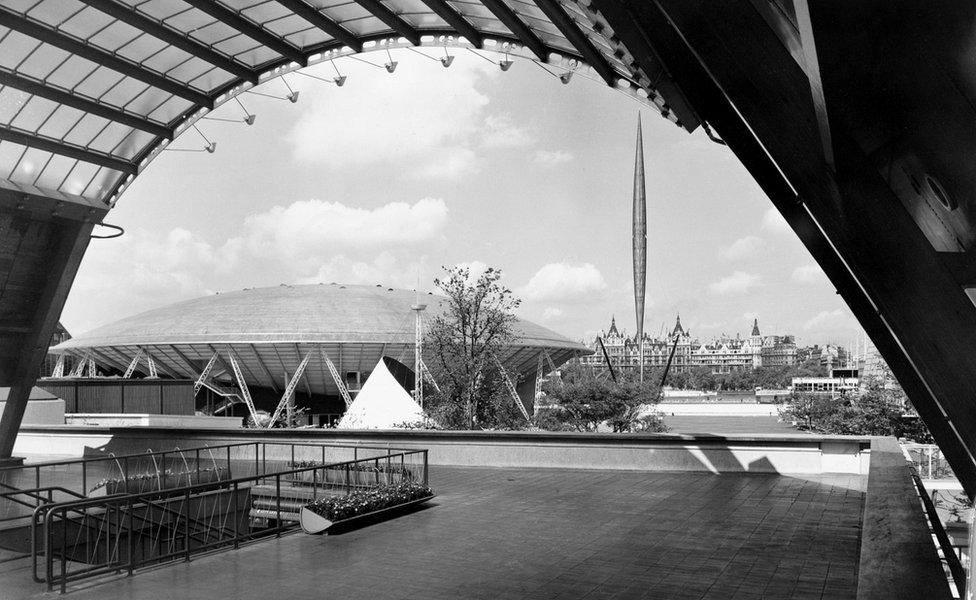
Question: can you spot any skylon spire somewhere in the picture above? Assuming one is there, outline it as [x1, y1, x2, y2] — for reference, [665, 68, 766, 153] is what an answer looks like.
[633, 113, 647, 383]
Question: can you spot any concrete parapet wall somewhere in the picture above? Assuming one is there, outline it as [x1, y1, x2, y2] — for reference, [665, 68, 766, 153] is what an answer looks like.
[655, 402, 781, 416]
[14, 427, 870, 475]
[0, 399, 64, 425]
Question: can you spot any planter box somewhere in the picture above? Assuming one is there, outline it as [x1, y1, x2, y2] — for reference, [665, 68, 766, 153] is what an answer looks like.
[299, 495, 434, 534]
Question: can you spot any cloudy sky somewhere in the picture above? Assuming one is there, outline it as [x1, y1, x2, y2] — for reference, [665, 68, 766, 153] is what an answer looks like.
[62, 49, 863, 347]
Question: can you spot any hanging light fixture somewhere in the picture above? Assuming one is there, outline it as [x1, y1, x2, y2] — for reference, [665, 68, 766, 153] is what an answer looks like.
[440, 46, 455, 68]
[384, 48, 398, 73]
[235, 96, 257, 124]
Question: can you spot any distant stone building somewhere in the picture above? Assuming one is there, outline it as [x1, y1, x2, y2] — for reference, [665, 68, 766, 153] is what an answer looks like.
[584, 316, 796, 374]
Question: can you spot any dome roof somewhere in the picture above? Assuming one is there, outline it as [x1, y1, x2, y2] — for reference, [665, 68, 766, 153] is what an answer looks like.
[57, 283, 582, 351]
[51, 284, 587, 399]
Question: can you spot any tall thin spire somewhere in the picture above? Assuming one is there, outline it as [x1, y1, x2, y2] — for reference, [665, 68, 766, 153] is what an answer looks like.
[633, 113, 647, 383]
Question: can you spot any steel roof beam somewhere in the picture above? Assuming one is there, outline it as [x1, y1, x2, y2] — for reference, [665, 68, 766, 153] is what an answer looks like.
[353, 0, 421, 46]
[250, 343, 280, 394]
[479, 0, 548, 61]
[0, 9, 213, 108]
[533, 0, 617, 85]
[416, 0, 483, 48]
[0, 70, 171, 139]
[76, 0, 258, 84]
[274, 0, 363, 52]
[180, 0, 307, 66]
[0, 126, 137, 175]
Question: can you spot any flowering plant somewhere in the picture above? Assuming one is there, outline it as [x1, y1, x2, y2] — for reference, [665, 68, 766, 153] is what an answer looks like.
[304, 481, 433, 522]
[88, 466, 226, 494]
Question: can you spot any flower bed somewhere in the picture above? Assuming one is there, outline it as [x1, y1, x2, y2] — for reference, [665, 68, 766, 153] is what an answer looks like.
[300, 482, 434, 534]
[286, 460, 416, 487]
[88, 466, 227, 496]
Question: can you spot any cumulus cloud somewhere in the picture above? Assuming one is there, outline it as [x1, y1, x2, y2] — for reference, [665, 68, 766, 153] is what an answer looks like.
[791, 264, 826, 285]
[226, 198, 447, 272]
[718, 235, 764, 263]
[761, 208, 792, 236]
[287, 55, 536, 179]
[65, 196, 449, 332]
[541, 307, 565, 321]
[479, 114, 535, 148]
[803, 309, 851, 331]
[707, 271, 761, 295]
[522, 262, 607, 303]
[532, 150, 573, 166]
[296, 252, 422, 289]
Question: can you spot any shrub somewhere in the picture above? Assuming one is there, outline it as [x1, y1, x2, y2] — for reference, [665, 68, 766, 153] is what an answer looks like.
[304, 482, 433, 522]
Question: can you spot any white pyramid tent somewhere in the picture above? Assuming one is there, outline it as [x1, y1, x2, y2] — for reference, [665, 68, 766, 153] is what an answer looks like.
[336, 357, 426, 429]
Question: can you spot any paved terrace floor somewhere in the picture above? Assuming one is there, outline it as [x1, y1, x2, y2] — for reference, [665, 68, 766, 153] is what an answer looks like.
[3, 466, 866, 600]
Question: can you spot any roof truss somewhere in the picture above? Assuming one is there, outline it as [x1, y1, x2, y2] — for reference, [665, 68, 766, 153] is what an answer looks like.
[180, 0, 307, 66]
[0, 70, 171, 139]
[417, 0, 483, 48]
[353, 0, 422, 46]
[274, 0, 364, 53]
[479, 0, 548, 61]
[0, 125, 137, 176]
[533, 0, 617, 85]
[0, 8, 212, 108]
[75, 0, 258, 84]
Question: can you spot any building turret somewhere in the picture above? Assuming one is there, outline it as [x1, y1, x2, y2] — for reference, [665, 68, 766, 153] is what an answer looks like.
[608, 315, 619, 336]
[751, 318, 761, 337]
[671, 313, 686, 338]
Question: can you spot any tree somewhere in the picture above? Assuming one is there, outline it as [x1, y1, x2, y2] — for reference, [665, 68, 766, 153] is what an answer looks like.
[424, 266, 524, 430]
[538, 362, 668, 433]
[778, 371, 933, 442]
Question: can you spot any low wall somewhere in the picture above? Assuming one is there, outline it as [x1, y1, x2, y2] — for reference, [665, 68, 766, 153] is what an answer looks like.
[655, 403, 780, 416]
[0, 398, 64, 425]
[14, 426, 870, 475]
[64, 414, 243, 429]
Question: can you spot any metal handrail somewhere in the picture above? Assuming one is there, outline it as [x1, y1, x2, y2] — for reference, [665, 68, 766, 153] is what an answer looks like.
[910, 468, 967, 596]
[35, 448, 429, 593]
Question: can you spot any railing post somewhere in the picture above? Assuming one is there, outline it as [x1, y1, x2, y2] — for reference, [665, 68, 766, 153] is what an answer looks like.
[344, 463, 350, 494]
[184, 489, 191, 562]
[312, 468, 318, 501]
[291, 444, 295, 468]
[124, 456, 130, 493]
[82, 462, 87, 498]
[423, 450, 428, 486]
[127, 497, 134, 576]
[44, 510, 53, 590]
[254, 442, 259, 477]
[233, 482, 239, 550]
[196, 449, 201, 484]
[226, 446, 231, 479]
[276, 474, 282, 537]
[60, 508, 67, 594]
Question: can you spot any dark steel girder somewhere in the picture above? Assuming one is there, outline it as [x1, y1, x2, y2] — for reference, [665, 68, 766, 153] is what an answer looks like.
[180, 0, 306, 66]
[274, 0, 364, 52]
[533, 0, 617, 85]
[0, 70, 171, 139]
[0, 9, 212, 108]
[353, 0, 422, 46]
[75, 0, 258, 84]
[479, 0, 548, 61]
[416, 0, 484, 48]
[0, 126, 137, 176]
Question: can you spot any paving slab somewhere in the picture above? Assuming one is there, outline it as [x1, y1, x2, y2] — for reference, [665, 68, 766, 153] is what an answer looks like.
[1, 466, 865, 600]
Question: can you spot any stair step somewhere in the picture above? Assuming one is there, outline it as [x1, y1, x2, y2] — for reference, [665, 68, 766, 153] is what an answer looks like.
[249, 508, 300, 522]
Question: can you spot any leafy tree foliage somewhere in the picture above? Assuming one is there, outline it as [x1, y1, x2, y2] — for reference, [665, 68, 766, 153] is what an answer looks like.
[537, 362, 668, 433]
[663, 356, 824, 392]
[424, 266, 525, 430]
[778, 368, 933, 442]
